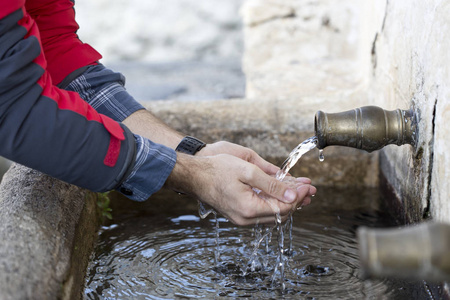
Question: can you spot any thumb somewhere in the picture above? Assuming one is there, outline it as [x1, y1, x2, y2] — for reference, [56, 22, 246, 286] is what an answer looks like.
[247, 166, 297, 204]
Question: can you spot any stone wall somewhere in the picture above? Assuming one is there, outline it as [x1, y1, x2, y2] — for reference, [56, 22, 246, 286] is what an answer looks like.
[241, 0, 366, 102]
[237, 0, 380, 187]
[367, 0, 450, 223]
[240, 0, 450, 224]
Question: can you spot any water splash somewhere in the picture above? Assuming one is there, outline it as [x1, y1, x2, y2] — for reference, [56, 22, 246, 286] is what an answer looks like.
[85, 188, 418, 299]
[255, 136, 319, 291]
[200, 136, 319, 291]
[246, 224, 274, 274]
[272, 216, 286, 290]
[198, 200, 215, 219]
[198, 201, 220, 266]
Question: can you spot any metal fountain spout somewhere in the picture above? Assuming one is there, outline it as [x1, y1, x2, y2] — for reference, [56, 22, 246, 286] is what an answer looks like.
[314, 106, 416, 152]
[357, 222, 450, 282]
[313, 106, 450, 282]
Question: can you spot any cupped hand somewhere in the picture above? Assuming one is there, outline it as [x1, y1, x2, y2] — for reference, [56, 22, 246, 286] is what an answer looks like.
[166, 152, 316, 226]
[197, 141, 280, 176]
[254, 176, 315, 213]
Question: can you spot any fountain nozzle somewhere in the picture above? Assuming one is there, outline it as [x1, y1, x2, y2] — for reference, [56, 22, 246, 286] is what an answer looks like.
[357, 222, 450, 282]
[314, 106, 416, 152]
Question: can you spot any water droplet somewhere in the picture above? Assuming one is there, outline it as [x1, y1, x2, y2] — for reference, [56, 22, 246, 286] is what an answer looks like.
[319, 149, 324, 162]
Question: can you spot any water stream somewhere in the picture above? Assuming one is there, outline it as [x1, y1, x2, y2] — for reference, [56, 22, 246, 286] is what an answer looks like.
[270, 136, 318, 290]
[275, 136, 318, 182]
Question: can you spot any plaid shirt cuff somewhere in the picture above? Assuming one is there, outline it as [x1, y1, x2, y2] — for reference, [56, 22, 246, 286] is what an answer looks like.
[117, 134, 177, 201]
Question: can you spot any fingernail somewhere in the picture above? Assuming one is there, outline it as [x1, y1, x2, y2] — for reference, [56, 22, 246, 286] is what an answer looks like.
[283, 188, 296, 203]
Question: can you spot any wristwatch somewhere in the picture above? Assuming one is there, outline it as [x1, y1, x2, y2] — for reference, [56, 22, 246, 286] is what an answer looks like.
[175, 136, 206, 155]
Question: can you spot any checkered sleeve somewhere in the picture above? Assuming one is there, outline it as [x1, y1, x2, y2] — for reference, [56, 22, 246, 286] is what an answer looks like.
[117, 134, 177, 201]
[65, 64, 145, 122]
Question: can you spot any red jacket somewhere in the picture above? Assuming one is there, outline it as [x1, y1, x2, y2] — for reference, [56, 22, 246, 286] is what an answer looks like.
[25, 0, 102, 85]
[0, 0, 135, 192]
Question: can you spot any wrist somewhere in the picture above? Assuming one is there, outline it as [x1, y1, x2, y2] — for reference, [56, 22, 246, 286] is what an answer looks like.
[166, 153, 211, 198]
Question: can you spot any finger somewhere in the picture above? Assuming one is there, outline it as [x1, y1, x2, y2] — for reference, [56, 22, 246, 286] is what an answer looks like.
[297, 184, 311, 198]
[308, 185, 317, 196]
[231, 193, 283, 225]
[297, 185, 316, 208]
[246, 167, 298, 204]
[301, 197, 312, 206]
[295, 177, 312, 184]
[247, 152, 280, 175]
[240, 215, 280, 226]
[239, 184, 315, 225]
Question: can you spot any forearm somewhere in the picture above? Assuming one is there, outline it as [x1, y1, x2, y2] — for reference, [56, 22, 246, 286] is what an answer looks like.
[64, 65, 184, 149]
[122, 109, 184, 150]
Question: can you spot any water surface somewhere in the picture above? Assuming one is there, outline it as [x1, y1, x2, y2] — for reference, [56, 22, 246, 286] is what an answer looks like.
[84, 188, 429, 299]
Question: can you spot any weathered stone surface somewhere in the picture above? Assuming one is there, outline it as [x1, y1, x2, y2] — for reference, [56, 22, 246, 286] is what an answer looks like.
[240, 0, 295, 27]
[240, 0, 450, 226]
[431, 97, 450, 221]
[0, 164, 100, 300]
[241, 0, 365, 102]
[367, 0, 450, 223]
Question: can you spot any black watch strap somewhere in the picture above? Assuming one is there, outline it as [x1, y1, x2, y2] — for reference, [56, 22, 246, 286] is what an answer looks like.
[175, 136, 206, 155]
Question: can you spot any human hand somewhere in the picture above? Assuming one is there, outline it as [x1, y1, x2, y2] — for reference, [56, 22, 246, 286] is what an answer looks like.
[197, 141, 314, 208]
[254, 175, 315, 211]
[166, 153, 316, 226]
[198, 141, 282, 175]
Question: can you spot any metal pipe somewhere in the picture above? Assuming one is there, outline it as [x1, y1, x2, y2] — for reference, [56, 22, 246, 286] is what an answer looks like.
[314, 106, 416, 152]
[357, 222, 450, 282]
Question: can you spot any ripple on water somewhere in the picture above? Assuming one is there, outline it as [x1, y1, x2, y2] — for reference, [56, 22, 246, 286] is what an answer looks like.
[84, 193, 424, 300]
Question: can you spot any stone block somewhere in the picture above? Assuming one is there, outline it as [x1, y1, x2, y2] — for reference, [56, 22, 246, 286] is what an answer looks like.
[370, 0, 450, 224]
[241, 0, 364, 101]
[0, 164, 100, 299]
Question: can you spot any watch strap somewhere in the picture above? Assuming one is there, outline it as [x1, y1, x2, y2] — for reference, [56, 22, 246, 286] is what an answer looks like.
[175, 136, 206, 155]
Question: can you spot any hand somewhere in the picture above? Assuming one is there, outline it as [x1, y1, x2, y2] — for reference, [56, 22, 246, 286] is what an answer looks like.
[166, 153, 316, 226]
[198, 141, 280, 176]
[198, 141, 314, 210]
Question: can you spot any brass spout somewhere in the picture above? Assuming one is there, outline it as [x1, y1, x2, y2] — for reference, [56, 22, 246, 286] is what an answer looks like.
[314, 106, 416, 152]
[357, 222, 450, 282]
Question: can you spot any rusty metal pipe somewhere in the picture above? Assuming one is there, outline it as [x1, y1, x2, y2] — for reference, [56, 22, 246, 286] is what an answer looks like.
[314, 106, 416, 152]
[357, 222, 450, 282]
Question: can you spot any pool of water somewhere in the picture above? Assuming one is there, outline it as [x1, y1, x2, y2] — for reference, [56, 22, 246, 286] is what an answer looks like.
[84, 187, 430, 299]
